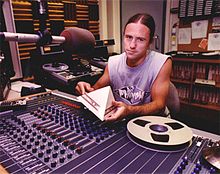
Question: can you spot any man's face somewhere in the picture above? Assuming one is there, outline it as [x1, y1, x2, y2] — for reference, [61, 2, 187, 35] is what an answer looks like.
[124, 22, 151, 66]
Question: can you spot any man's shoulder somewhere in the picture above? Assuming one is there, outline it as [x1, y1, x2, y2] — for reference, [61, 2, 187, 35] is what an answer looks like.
[150, 50, 170, 59]
[108, 52, 125, 63]
[109, 52, 125, 59]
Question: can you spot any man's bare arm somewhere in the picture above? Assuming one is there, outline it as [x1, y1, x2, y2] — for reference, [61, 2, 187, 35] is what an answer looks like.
[92, 64, 110, 90]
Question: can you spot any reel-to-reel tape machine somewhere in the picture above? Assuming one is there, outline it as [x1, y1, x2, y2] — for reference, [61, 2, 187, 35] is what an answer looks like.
[31, 44, 103, 93]
[42, 60, 103, 84]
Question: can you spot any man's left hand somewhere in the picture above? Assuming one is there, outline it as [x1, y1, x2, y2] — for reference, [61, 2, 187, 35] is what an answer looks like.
[104, 101, 130, 122]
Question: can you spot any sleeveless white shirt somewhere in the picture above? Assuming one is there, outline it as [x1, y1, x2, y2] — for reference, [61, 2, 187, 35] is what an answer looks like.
[108, 50, 170, 105]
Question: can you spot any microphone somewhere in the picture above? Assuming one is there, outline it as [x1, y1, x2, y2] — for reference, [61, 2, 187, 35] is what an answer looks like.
[0, 27, 95, 55]
[60, 27, 95, 55]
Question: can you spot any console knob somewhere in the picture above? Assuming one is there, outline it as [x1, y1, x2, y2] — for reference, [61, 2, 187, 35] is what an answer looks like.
[40, 144, 45, 150]
[76, 146, 82, 154]
[52, 152, 58, 158]
[48, 141, 53, 147]
[51, 161, 57, 168]
[54, 145, 59, 150]
[27, 143, 32, 149]
[35, 141, 40, 146]
[46, 148, 52, 154]
[44, 156, 50, 163]
[60, 148, 66, 154]
[42, 138, 47, 143]
[67, 153, 73, 159]
[22, 140, 26, 145]
[32, 148, 37, 153]
[30, 137, 35, 142]
[59, 157, 65, 163]
[69, 143, 75, 150]
[9, 131, 14, 135]
[38, 152, 44, 158]
[17, 137, 22, 141]
[63, 140, 69, 147]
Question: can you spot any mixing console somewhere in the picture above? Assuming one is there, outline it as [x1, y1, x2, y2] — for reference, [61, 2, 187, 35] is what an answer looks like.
[0, 91, 219, 174]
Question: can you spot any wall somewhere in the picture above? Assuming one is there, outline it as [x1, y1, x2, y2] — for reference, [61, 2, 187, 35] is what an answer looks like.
[99, 0, 121, 54]
[99, 0, 175, 54]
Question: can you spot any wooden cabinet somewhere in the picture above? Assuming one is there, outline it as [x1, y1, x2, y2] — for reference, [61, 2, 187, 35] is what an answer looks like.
[171, 57, 220, 111]
[171, 56, 220, 134]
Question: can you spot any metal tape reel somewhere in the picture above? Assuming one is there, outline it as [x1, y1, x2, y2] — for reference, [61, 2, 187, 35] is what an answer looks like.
[42, 63, 69, 72]
[127, 116, 193, 152]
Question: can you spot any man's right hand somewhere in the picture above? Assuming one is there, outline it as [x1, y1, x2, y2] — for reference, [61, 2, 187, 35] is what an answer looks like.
[75, 81, 95, 95]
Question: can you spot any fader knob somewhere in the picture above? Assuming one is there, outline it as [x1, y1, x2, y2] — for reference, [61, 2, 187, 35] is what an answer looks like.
[194, 167, 200, 173]
[210, 167, 216, 173]
[177, 166, 183, 172]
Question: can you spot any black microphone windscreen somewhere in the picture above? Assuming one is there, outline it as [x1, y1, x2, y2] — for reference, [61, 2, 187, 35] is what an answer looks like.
[60, 27, 95, 56]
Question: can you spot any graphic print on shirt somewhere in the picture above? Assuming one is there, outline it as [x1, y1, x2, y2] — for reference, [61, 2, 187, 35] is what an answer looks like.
[114, 86, 150, 104]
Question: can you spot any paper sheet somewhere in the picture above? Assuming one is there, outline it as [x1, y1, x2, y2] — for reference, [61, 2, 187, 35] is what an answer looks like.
[208, 33, 220, 51]
[77, 86, 116, 121]
[192, 20, 208, 39]
[178, 28, 191, 44]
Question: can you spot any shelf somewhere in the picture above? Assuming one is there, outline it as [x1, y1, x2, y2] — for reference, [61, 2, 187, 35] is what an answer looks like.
[172, 57, 220, 64]
[181, 101, 220, 111]
[193, 82, 220, 89]
[172, 56, 220, 114]
[171, 79, 191, 84]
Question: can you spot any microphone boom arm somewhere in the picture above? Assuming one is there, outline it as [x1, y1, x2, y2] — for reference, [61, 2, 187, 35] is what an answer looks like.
[0, 27, 95, 55]
[0, 32, 65, 44]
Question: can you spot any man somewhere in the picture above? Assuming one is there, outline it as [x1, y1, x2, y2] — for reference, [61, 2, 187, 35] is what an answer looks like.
[75, 13, 172, 121]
